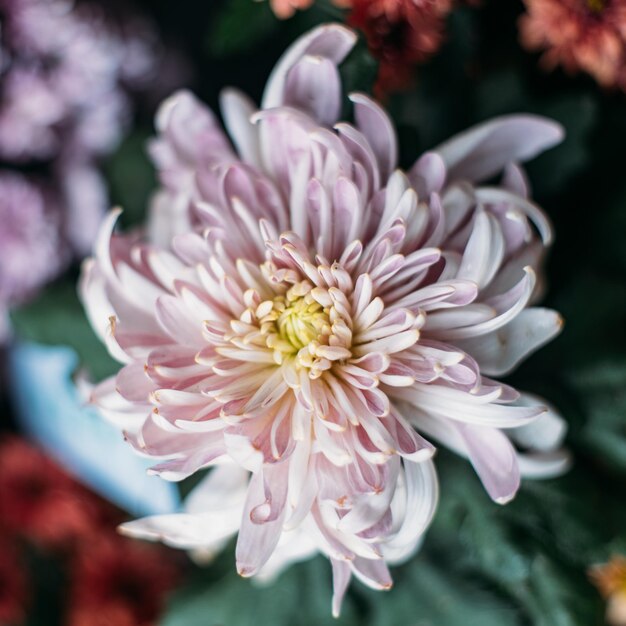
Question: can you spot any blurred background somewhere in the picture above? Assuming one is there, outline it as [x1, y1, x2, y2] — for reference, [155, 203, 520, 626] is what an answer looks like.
[1, 0, 626, 624]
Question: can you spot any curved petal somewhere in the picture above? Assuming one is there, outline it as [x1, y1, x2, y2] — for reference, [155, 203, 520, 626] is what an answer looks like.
[381, 458, 438, 562]
[235, 465, 288, 577]
[220, 88, 261, 166]
[284, 56, 342, 127]
[509, 392, 567, 451]
[350, 93, 398, 180]
[262, 24, 357, 115]
[456, 423, 520, 504]
[331, 558, 352, 618]
[434, 115, 564, 183]
[457, 307, 563, 376]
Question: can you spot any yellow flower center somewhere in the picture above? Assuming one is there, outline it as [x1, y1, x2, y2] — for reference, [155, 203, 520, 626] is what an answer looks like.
[258, 282, 333, 358]
[277, 296, 331, 350]
[244, 279, 353, 379]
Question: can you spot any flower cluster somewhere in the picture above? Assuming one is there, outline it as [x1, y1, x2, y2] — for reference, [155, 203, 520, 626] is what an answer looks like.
[348, 0, 454, 94]
[0, 436, 180, 626]
[519, 0, 626, 90]
[82, 24, 569, 615]
[0, 0, 184, 338]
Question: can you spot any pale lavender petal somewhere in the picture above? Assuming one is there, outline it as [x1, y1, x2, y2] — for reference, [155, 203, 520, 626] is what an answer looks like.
[350, 93, 398, 180]
[408, 151, 446, 198]
[284, 56, 342, 127]
[456, 423, 521, 504]
[236, 466, 288, 576]
[220, 88, 261, 166]
[457, 308, 563, 376]
[509, 393, 567, 452]
[262, 24, 356, 112]
[434, 115, 564, 183]
[331, 559, 352, 618]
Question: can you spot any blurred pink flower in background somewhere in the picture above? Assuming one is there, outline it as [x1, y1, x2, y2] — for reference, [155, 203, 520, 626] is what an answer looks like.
[81, 24, 569, 615]
[0, 0, 155, 162]
[0, 174, 64, 338]
[0, 0, 188, 338]
[519, 0, 626, 89]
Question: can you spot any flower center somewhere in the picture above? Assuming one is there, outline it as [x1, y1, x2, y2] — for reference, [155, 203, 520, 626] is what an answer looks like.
[276, 295, 331, 351]
[245, 278, 353, 378]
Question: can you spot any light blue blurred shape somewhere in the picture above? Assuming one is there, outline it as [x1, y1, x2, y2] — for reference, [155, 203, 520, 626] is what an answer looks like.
[9, 342, 180, 517]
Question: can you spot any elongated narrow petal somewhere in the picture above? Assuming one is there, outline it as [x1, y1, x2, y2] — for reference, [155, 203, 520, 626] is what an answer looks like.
[434, 115, 564, 183]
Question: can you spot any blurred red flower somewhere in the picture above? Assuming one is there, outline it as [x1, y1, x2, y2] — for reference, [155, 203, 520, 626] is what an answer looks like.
[66, 535, 181, 626]
[347, 0, 453, 94]
[519, 0, 626, 90]
[0, 536, 28, 626]
[0, 436, 183, 624]
[0, 437, 106, 549]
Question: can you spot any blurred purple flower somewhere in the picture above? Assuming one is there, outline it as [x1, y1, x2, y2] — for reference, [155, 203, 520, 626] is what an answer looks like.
[0, 173, 64, 337]
[0, 0, 190, 334]
[0, 0, 132, 161]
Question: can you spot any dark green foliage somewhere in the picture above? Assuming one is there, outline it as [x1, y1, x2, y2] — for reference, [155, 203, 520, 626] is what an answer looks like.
[104, 130, 157, 229]
[10, 280, 118, 382]
[162, 557, 361, 626]
[207, 0, 279, 58]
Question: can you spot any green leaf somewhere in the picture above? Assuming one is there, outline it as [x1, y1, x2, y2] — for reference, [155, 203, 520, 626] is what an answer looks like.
[160, 557, 361, 626]
[367, 555, 523, 626]
[510, 556, 601, 626]
[568, 358, 626, 475]
[429, 454, 605, 625]
[10, 280, 118, 382]
[207, 0, 279, 59]
[104, 130, 156, 229]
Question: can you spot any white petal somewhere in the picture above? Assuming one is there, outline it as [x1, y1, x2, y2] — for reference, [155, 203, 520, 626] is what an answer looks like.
[456, 307, 563, 376]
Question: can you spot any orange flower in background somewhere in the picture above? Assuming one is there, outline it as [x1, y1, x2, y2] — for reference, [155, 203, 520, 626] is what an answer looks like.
[67, 535, 181, 626]
[348, 0, 453, 94]
[0, 536, 28, 626]
[0, 437, 102, 549]
[267, 0, 315, 19]
[590, 556, 626, 626]
[519, 0, 626, 89]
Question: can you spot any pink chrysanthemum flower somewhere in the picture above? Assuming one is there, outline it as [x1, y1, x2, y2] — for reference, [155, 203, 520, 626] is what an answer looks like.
[81, 25, 570, 615]
[519, 0, 626, 89]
